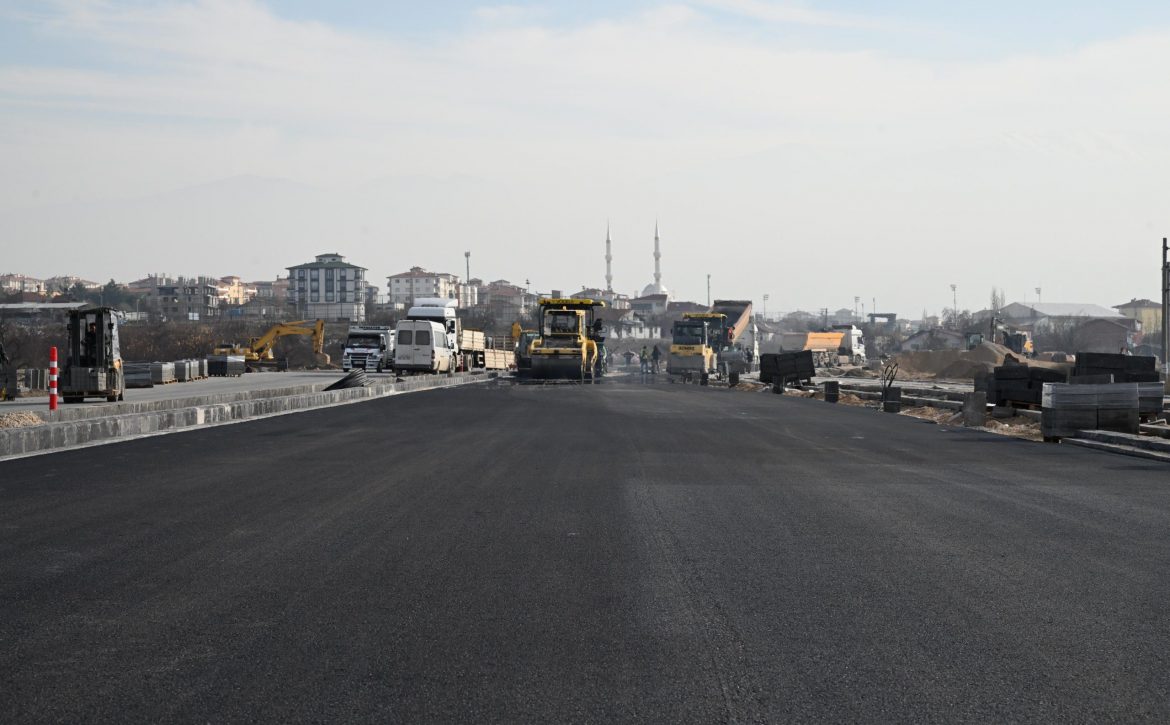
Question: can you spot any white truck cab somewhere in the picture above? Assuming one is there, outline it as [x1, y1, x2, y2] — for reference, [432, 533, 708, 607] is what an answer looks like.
[392, 319, 454, 374]
[341, 325, 394, 372]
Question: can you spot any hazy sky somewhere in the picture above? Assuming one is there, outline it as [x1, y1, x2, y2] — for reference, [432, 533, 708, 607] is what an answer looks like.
[2, 0, 1169, 316]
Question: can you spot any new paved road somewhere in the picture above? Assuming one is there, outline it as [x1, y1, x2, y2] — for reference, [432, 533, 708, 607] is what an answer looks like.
[2, 377, 1169, 721]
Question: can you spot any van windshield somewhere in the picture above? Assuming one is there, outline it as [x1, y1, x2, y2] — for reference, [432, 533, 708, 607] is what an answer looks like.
[397, 329, 413, 346]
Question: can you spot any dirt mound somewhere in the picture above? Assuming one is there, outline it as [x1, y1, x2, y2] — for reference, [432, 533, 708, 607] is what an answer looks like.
[895, 341, 1014, 380]
[936, 359, 996, 380]
[0, 412, 44, 428]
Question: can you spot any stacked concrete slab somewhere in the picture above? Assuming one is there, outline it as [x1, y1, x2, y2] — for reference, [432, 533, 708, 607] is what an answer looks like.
[207, 355, 245, 377]
[1041, 382, 1140, 439]
[124, 363, 154, 388]
[150, 362, 176, 385]
[988, 362, 1066, 408]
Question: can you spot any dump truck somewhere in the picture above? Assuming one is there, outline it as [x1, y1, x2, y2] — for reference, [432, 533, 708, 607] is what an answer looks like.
[781, 328, 866, 367]
[668, 313, 723, 384]
[710, 299, 756, 386]
[61, 307, 125, 403]
[529, 297, 606, 381]
[213, 319, 329, 370]
[341, 325, 394, 372]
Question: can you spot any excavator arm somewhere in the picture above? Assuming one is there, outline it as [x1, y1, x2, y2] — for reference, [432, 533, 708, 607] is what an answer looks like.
[249, 320, 325, 359]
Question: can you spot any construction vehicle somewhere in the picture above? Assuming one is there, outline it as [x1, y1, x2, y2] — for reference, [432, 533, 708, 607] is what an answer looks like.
[393, 319, 455, 375]
[781, 328, 866, 367]
[529, 298, 606, 381]
[401, 298, 506, 371]
[341, 326, 394, 372]
[831, 325, 868, 365]
[213, 320, 329, 371]
[61, 307, 124, 403]
[514, 329, 539, 375]
[1001, 329, 1034, 357]
[710, 300, 756, 386]
[668, 313, 723, 384]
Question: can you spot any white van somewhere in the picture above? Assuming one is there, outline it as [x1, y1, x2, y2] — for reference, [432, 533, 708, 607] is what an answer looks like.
[392, 319, 455, 375]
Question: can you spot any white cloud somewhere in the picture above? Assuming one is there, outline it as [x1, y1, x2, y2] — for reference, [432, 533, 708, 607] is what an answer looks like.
[1, 1, 1169, 308]
[690, 0, 900, 30]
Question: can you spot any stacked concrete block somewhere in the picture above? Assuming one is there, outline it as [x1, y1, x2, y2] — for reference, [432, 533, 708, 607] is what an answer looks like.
[1041, 383, 1140, 439]
[150, 362, 176, 385]
[124, 362, 154, 388]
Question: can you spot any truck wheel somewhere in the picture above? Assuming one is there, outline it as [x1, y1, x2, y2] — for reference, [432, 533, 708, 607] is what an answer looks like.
[729, 372, 740, 387]
[700, 373, 709, 386]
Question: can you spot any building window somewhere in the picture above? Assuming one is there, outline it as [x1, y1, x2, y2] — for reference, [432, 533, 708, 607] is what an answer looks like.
[311, 293, 319, 302]
[297, 269, 305, 279]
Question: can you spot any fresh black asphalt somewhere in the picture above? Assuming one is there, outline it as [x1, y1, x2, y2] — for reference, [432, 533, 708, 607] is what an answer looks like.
[2, 377, 1169, 722]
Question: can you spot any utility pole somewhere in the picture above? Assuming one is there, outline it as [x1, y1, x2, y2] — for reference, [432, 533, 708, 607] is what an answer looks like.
[706, 274, 711, 307]
[762, 294, 769, 320]
[464, 251, 471, 307]
[1162, 237, 1169, 379]
[1035, 286, 1042, 304]
[950, 283, 957, 325]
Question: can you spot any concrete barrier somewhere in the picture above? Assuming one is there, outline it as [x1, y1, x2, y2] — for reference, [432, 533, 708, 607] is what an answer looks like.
[1, 372, 491, 459]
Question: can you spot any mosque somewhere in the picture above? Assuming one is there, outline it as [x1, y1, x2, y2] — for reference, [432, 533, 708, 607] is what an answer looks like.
[605, 222, 670, 300]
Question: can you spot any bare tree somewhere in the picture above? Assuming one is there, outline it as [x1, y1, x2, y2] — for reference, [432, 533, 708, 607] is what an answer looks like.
[989, 286, 1005, 313]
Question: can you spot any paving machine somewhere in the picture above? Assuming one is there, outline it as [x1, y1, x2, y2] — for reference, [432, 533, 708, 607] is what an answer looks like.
[668, 313, 723, 384]
[529, 298, 606, 382]
[710, 300, 755, 386]
[61, 307, 124, 403]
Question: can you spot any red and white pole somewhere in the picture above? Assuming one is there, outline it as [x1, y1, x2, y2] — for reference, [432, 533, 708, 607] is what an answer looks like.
[49, 346, 58, 412]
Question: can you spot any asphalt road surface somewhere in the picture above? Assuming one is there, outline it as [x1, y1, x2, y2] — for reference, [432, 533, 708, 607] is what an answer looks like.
[2, 377, 1169, 722]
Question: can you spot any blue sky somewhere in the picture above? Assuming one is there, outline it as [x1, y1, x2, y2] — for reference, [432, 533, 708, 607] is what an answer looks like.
[2, 1, 1169, 310]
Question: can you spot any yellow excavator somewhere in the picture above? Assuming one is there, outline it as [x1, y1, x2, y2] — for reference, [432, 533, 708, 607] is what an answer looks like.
[213, 320, 330, 370]
[529, 298, 605, 382]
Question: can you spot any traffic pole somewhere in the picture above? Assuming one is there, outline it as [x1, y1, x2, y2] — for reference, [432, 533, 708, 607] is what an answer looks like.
[49, 346, 58, 413]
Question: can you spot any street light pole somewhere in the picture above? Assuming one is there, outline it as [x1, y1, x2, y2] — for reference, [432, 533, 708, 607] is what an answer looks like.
[1162, 237, 1168, 379]
[464, 251, 471, 306]
[762, 294, 769, 320]
[706, 274, 711, 308]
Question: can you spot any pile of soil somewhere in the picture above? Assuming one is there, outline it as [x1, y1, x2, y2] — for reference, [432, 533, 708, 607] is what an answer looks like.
[935, 359, 996, 380]
[0, 411, 44, 428]
[895, 341, 1012, 379]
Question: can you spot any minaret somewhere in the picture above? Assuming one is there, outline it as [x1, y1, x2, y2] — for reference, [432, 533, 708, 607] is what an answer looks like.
[653, 221, 662, 290]
[605, 222, 613, 293]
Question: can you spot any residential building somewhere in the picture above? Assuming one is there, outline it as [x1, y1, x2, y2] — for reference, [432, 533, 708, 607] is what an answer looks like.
[1114, 298, 1162, 335]
[251, 277, 290, 306]
[154, 277, 222, 321]
[630, 293, 668, 316]
[0, 274, 45, 294]
[287, 253, 367, 323]
[387, 267, 460, 307]
[43, 276, 100, 294]
[217, 276, 257, 306]
[1076, 318, 1135, 354]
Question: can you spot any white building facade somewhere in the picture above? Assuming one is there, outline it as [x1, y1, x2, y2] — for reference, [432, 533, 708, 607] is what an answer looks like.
[287, 253, 367, 322]
[387, 267, 461, 307]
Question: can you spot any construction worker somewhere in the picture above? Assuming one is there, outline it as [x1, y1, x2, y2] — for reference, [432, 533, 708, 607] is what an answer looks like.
[640, 345, 650, 374]
[651, 344, 662, 374]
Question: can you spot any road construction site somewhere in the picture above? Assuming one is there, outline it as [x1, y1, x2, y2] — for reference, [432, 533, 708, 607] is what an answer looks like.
[4, 373, 1170, 722]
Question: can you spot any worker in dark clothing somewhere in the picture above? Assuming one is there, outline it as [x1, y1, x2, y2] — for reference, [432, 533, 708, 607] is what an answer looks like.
[651, 344, 662, 374]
